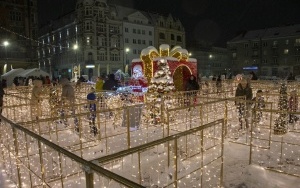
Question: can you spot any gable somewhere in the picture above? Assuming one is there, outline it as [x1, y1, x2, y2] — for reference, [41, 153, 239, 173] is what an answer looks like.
[127, 11, 149, 24]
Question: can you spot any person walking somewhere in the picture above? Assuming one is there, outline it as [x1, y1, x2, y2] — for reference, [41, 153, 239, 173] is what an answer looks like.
[216, 75, 222, 94]
[252, 90, 265, 123]
[87, 87, 98, 136]
[60, 78, 79, 132]
[288, 90, 298, 123]
[30, 80, 44, 120]
[103, 74, 118, 91]
[185, 75, 200, 106]
[235, 77, 253, 130]
[95, 76, 104, 92]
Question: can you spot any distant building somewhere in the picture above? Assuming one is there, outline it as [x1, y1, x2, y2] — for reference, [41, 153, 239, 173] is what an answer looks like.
[37, 0, 185, 80]
[0, 0, 38, 72]
[189, 45, 230, 78]
[227, 24, 300, 77]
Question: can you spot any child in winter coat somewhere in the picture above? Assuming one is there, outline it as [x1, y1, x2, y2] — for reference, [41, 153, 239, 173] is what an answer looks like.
[60, 78, 79, 131]
[87, 87, 98, 136]
[252, 90, 265, 123]
[31, 80, 44, 120]
[289, 90, 298, 123]
[235, 78, 253, 130]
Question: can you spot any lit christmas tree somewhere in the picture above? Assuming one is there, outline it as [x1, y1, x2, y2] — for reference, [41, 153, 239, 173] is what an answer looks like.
[148, 58, 175, 94]
[146, 58, 175, 124]
[274, 83, 288, 135]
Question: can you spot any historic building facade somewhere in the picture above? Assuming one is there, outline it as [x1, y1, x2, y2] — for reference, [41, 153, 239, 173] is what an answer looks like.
[37, 0, 185, 80]
[227, 24, 300, 77]
[0, 0, 38, 72]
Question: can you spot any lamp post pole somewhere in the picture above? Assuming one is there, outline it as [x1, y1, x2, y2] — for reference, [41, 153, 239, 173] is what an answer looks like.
[48, 58, 52, 79]
[4, 41, 8, 62]
[3, 41, 9, 74]
[209, 54, 212, 76]
[125, 48, 130, 73]
[73, 44, 78, 80]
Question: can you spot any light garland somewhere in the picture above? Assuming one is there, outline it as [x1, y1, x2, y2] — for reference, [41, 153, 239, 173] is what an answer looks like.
[0, 25, 69, 49]
[0, 81, 300, 187]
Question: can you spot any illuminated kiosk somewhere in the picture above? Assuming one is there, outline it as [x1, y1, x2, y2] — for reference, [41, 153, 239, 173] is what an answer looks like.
[131, 44, 197, 91]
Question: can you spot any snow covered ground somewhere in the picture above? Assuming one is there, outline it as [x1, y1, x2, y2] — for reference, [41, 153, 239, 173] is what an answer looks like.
[1, 139, 299, 188]
[1, 85, 300, 187]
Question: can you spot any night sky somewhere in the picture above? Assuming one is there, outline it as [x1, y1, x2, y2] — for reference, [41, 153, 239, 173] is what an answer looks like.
[38, 0, 300, 47]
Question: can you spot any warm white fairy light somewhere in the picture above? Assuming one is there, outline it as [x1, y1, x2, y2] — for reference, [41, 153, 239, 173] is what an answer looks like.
[1, 80, 300, 187]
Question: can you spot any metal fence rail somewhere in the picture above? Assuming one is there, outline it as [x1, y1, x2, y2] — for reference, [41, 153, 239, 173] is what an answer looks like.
[0, 115, 144, 188]
[93, 119, 225, 188]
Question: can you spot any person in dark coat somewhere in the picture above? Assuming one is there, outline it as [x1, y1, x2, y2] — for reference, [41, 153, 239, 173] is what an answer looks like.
[87, 87, 98, 136]
[250, 71, 258, 80]
[185, 75, 200, 106]
[287, 73, 295, 81]
[103, 74, 118, 90]
[235, 77, 253, 130]
[216, 75, 222, 93]
[186, 75, 200, 91]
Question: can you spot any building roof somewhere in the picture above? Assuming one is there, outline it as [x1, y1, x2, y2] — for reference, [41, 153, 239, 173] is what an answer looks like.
[228, 24, 300, 43]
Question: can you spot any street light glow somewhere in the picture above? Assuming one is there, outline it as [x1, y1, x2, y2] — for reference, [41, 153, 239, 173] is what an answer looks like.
[125, 48, 130, 53]
[209, 54, 212, 58]
[3, 41, 9, 46]
[73, 44, 78, 50]
[189, 52, 192, 56]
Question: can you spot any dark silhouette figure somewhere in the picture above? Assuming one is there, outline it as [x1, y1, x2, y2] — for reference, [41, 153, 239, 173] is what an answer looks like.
[103, 74, 118, 90]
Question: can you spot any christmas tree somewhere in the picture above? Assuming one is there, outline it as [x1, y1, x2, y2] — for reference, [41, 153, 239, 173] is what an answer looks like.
[274, 83, 288, 134]
[146, 58, 175, 124]
[148, 58, 175, 94]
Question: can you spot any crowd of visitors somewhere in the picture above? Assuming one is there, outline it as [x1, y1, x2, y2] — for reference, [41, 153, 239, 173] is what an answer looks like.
[0, 70, 299, 136]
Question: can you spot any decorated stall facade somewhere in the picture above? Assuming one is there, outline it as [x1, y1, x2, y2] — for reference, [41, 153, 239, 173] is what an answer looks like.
[131, 44, 197, 91]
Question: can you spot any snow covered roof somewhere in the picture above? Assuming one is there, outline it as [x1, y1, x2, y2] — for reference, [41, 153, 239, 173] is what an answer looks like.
[229, 24, 300, 43]
[1, 68, 24, 79]
[17, 68, 50, 78]
[1, 68, 25, 86]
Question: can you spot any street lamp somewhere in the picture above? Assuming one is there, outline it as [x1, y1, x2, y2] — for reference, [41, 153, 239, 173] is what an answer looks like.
[73, 44, 78, 50]
[3, 41, 9, 74]
[73, 44, 79, 79]
[124, 48, 130, 73]
[3, 41, 9, 61]
[209, 54, 212, 76]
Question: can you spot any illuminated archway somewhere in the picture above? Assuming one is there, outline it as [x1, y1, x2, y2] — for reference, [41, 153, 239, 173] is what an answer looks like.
[173, 65, 193, 91]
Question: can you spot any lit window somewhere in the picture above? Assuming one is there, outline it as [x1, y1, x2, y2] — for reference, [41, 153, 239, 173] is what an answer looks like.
[87, 37, 90, 45]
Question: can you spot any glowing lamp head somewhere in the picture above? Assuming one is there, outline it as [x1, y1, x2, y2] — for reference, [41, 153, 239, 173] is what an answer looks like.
[3, 41, 9, 46]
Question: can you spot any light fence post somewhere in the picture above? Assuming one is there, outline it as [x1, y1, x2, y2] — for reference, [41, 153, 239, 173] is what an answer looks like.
[269, 103, 273, 148]
[220, 120, 224, 187]
[126, 107, 130, 149]
[174, 139, 178, 188]
[84, 166, 94, 188]
[224, 100, 228, 137]
[12, 127, 22, 187]
[38, 140, 46, 188]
